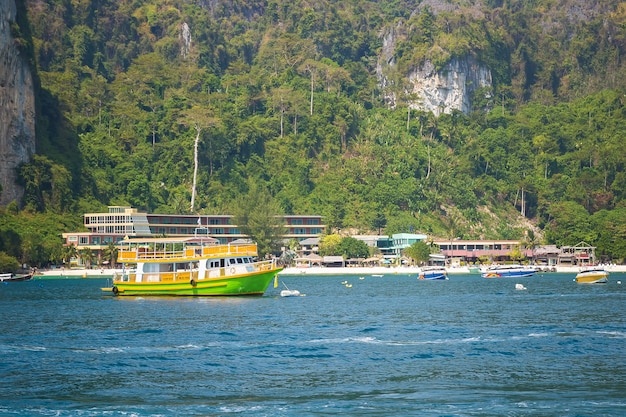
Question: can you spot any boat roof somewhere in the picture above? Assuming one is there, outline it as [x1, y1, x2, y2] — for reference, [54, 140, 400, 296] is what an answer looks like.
[120, 236, 220, 244]
[488, 264, 531, 269]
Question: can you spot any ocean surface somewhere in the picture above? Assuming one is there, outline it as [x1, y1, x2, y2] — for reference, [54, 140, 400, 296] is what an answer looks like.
[1, 272, 625, 416]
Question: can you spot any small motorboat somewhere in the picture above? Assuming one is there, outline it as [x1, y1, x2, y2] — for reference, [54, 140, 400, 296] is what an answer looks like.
[418, 266, 448, 280]
[481, 264, 535, 278]
[575, 267, 609, 284]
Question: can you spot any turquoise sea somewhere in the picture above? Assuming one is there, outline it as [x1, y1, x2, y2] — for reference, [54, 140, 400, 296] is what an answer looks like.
[1, 272, 625, 416]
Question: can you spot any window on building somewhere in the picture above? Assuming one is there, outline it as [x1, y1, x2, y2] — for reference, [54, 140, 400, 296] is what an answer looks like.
[79, 236, 89, 245]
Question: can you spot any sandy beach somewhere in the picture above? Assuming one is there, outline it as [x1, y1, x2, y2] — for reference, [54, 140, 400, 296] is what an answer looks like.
[35, 268, 120, 278]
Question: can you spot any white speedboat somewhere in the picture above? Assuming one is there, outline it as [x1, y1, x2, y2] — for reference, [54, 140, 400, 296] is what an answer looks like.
[418, 266, 448, 280]
[481, 264, 535, 278]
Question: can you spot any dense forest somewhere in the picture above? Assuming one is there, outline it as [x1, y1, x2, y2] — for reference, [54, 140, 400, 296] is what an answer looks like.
[2, 0, 626, 268]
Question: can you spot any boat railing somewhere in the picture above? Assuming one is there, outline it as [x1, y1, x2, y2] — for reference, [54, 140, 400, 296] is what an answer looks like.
[118, 243, 258, 262]
[114, 258, 280, 283]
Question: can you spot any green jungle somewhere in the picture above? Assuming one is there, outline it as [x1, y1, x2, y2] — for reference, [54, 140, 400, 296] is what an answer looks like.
[2, 0, 626, 269]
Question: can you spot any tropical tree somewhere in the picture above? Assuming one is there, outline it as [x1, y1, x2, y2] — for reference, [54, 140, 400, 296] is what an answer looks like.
[0, 251, 21, 273]
[523, 229, 540, 262]
[231, 180, 286, 258]
[102, 241, 118, 267]
[404, 241, 431, 265]
[372, 213, 387, 235]
[62, 244, 78, 266]
[336, 236, 369, 259]
[318, 234, 342, 256]
[79, 248, 95, 268]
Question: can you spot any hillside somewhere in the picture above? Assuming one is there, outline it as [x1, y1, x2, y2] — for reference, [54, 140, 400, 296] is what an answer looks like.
[1, 0, 625, 266]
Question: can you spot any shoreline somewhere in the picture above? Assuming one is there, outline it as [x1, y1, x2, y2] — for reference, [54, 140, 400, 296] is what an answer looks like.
[34, 264, 626, 279]
[278, 264, 626, 276]
[35, 268, 120, 278]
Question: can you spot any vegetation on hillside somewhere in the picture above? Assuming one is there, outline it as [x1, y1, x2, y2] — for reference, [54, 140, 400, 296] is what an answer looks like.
[2, 0, 626, 267]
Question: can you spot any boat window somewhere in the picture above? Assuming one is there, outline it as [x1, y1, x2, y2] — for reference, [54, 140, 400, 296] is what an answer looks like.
[237, 258, 243, 264]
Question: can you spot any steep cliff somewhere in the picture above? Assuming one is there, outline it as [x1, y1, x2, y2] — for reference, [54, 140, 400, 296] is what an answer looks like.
[0, 0, 36, 206]
[406, 57, 492, 116]
[377, 23, 492, 116]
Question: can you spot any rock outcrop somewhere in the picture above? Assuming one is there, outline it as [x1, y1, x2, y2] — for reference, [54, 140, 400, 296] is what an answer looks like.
[377, 23, 492, 117]
[406, 57, 492, 116]
[0, 0, 36, 206]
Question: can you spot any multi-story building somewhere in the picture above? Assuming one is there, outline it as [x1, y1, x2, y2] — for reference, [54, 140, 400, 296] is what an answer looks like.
[62, 206, 325, 263]
[62, 206, 598, 267]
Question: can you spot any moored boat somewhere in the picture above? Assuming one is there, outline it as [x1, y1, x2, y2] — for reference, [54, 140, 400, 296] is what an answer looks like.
[102, 236, 283, 296]
[575, 267, 609, 284]
[481, 264, 535, 278]
[468, 265, 481, 274]
[0, 273, 33, 282]
[418, 266, 448, 280]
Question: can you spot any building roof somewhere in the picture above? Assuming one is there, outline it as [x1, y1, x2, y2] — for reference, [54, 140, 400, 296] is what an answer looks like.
[323, 256, 345, 263]
[299, 237, 320, 245]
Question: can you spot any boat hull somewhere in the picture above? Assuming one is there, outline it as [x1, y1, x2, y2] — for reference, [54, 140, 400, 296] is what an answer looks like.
[481, 266, 535, 278]
[107, 268, 282, 296]
[575, 271, 609, 284]
[419, 272, 447, 280]
[0, 273, 33, 282]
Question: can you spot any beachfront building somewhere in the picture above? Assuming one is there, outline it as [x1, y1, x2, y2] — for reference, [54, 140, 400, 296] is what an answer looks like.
[557, 241, 598, 266]
[432, 239, 598, 267]
[62, 207, 599, 268]
[62, 206, 325, 266]
[387, 233, 428, 262]
[433, 239, 531, 265]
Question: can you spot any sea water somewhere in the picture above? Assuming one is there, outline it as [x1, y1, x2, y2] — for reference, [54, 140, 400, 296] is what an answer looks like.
[1, 273, 625, 416]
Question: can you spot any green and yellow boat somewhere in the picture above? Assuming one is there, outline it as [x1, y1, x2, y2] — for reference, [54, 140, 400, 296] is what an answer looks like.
[102, 236, 282, 296]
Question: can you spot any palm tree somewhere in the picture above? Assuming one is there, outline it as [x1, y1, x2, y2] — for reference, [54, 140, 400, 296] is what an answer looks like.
[62, 244, 78, 267]
[523, 229, 540, 264]
[79, 248, 95, 269]
[102, 241, 118, 268]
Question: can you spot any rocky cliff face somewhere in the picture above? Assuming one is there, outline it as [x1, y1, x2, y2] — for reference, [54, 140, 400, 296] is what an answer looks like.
[0, 0, 36, 206]
[406, 57, 492, 116]
[377, 23, 492, 117]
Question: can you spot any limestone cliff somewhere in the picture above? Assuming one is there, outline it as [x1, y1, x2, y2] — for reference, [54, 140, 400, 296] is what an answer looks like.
[406, 57, 492, 116]
[377, 23, 492, 117]
[0, 0, 36, 206]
